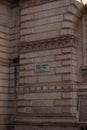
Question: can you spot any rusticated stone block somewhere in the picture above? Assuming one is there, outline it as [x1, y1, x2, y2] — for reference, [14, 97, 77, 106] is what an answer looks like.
[54, 99, 72, 106]
[25, 92, 61, 100]
[25, 106, 62, 114]
[32, 100, 54, 107]
[62, 107, 72, 113]
[38, 75, 62, 83]
[62, 92, 72, 98]
[55, 67, 71, 74]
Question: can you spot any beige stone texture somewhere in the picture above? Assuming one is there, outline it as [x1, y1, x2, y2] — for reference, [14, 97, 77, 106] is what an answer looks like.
[32, 100, 54, 107]
[0, 0, 86, 129]
[25, 92, 61, 100]
[54, 99, 72, 106]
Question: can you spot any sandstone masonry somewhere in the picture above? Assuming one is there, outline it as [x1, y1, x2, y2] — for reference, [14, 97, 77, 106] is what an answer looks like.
[0, 0, 87, 130]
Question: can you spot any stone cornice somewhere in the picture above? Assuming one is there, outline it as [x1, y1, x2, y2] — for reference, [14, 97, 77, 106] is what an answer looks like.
[20, 0, 60, 8]
[18, 35, 77, 53]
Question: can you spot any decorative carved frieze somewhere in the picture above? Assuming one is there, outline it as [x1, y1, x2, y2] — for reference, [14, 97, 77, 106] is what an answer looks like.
[20, 0, 60, 8]
[16, 83, 76, 94]
[19, 35, 77, 53]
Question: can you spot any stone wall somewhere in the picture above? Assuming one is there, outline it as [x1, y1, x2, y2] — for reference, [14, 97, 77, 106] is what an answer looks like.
[17, 36, 77, 118]
[0, 1, 20, 129]
[0, 2, 12, 129]
[20, 0, 77, 42]
[0, 0, 86, 130]
[14, 0, 84, 127]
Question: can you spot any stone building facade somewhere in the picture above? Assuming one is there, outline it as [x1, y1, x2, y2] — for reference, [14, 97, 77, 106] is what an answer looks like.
[0, 0, 87, 130]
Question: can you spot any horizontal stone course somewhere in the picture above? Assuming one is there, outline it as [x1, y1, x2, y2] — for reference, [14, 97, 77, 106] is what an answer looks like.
[17, 106, 62, 114]
[32, 100, 54, 107]
[21, 22, 61, 35]
[54, 99, 72, 106]
[20, 48, 62, 58]
[21, 7, 67, 19]
[21, 1, 62, 14]
[20, 75, 62, 84]
[19, 68, 55, 77]
[21, 15, 63, 28]
[25, 92, 61, 100]
[17, 100, 31, 107]
[20, 30, 59, 42]
[55, 67, 71, 74]
[33, 56, 54, 63]
[38, 75, 62, 83]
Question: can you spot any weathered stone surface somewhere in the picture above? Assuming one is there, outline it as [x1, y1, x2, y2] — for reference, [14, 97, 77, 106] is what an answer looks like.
[0, 0, 86, 129]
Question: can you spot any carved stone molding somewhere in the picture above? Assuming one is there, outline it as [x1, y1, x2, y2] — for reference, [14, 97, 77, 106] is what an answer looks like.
[20, 0, 60, 8]
[16, 83, 76, 94]
[18, 35, 77, 53]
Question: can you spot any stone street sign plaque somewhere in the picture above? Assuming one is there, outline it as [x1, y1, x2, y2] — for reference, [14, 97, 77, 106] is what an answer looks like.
[35, 64, 50, 72]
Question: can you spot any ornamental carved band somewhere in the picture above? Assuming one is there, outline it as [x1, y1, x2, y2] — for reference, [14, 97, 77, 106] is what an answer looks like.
[16, 83, 76, 94]
[19, 35, 77, 53]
